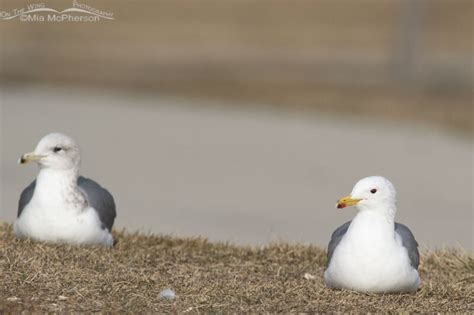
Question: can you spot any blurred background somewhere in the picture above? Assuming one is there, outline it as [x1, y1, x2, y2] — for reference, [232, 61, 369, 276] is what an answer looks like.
[0, 0, 472, 249]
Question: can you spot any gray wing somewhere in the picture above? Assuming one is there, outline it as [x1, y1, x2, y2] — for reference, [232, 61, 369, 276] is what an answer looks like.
[18, 180, 36, 218]
[78, 176, 116, 232]
[327, 221, 351, 266]
[395, 222, 419, 269]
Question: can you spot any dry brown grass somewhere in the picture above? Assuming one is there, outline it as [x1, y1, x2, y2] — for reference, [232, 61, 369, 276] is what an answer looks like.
[0, 223, 472, 312]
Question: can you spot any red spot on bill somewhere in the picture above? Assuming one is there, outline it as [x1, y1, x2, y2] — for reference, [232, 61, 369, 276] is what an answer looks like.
[337, 202, 346, 209]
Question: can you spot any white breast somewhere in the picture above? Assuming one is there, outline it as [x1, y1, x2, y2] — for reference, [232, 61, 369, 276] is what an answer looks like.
[324, 212, 419, 293]
[14, 201, 113, 246]
[14, 169, 113, 246]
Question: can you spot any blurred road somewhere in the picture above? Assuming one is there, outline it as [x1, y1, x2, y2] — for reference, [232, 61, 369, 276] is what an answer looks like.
[0, 85, 472, 249]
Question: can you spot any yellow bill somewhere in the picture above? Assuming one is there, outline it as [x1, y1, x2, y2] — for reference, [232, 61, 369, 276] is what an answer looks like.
[19, 152, 45, 164]
[336, 195, 361, 209]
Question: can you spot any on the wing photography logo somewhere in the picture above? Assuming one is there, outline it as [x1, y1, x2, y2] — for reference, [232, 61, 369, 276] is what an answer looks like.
[0, 1, 114, 22]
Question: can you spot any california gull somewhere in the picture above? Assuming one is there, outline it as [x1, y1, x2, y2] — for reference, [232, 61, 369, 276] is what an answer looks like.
[324, 176, 420, 293]
[14, 133, 116, 246]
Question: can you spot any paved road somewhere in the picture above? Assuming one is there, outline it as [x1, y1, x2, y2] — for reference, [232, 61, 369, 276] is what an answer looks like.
[1, 85, 472, 249]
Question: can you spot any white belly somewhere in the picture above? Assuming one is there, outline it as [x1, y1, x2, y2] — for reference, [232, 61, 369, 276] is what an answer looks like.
[14, 202, 113, 247]
[324, 238, 420, 293]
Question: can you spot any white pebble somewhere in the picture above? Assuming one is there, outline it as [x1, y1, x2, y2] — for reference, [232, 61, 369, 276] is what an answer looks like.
[159, 288, 176, 300]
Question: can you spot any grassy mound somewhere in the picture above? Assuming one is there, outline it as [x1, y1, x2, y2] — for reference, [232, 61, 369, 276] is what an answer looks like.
[0, 223, 472, 312]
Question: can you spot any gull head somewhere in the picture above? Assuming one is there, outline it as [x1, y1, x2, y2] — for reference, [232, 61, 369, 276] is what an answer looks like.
[336, 176, 396, 212]
[19, 133, 81, 170]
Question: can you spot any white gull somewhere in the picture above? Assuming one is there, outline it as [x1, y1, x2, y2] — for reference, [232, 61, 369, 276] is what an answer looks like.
[324, 176, 420, 293]
[14, 133, 116, 246]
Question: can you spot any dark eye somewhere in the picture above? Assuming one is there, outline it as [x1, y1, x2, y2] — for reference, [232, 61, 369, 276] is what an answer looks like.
[370, 188, 377, 194]
[53, 146, 63, 153]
